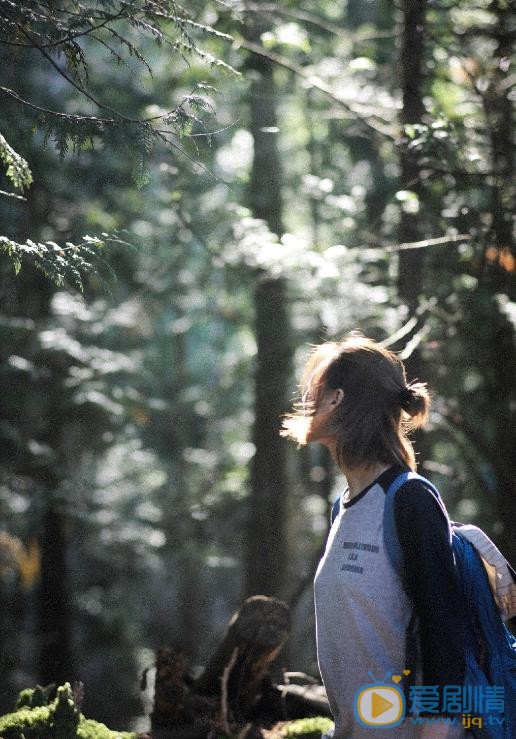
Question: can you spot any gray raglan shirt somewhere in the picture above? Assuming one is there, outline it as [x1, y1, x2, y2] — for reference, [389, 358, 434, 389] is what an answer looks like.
[314, 467, 467, 739]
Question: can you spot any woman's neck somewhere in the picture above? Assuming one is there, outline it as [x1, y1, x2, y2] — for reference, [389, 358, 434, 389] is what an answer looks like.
[342, 461, 390, 500]
[321, 439, 391, 500]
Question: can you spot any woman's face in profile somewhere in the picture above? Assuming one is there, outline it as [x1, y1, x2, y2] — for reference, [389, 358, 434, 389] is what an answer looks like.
[303, 381, 342, 445]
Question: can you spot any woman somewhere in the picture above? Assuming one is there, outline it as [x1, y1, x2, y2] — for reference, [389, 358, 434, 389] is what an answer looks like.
[282, 333, 467, 738]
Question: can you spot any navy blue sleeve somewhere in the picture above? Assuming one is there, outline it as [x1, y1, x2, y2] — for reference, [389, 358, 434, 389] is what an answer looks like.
[394, 480, 466, 692]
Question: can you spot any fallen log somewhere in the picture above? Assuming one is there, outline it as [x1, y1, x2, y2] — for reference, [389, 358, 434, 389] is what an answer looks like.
[149, 596, 330, 738]
[194, 596, 290, 715]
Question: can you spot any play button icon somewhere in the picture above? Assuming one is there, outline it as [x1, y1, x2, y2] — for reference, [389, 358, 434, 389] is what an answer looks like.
[355, 685, 405, 727]
[372, 690, 394, 718]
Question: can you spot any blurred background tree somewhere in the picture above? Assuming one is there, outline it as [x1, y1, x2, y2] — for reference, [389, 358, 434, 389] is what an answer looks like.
[0, 0, 514, 733]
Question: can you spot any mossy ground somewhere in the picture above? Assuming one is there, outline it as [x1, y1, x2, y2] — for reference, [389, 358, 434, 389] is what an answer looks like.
[0, 683, 136, 739]
[264, 716, 334, 739]
[0, 684, 331, 739]
[77, 717, 135, 738]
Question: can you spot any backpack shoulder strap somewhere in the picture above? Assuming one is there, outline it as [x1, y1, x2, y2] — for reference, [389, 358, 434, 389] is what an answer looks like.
[383, 471, 451, 578]
[330, 495, 341, 525]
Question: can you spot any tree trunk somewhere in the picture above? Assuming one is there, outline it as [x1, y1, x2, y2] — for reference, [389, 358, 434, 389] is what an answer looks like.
[491, 323, 516, 567]
[38, 503, 72, 686]
[483, 0, 514, 261]
[396, 0, 431, 465]
[481, 1, 516, 566]
[243, 6, 291, 599]
[397, 0, 427, 313]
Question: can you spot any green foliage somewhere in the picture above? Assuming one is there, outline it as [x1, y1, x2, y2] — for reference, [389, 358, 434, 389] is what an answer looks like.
[0, 683, 79, 739]
[77, 718, 135, 739]
[0, 704, 58, 739]
[0, 1, 238, 81]
[16, 684, 56, 710]
[278, 717, 334, 738]
[0, 0, 239, 285]
[0, 0, 238, 166]
[0, 232, 134, 290]
[0, 0, 514, 728]
[0, 684, 135, 739]
[0, 133, 33, 195]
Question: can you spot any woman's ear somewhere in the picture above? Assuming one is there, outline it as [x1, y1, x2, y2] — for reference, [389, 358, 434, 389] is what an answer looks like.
[331, 388, 344, 407]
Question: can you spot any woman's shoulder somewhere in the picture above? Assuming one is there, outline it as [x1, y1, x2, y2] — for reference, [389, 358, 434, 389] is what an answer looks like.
[392, 474, 453, 543]
[378, 464, 439, 495]
[379, 465, 451, 526]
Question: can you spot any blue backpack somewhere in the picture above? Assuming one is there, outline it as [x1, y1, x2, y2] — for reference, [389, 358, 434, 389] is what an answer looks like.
[331, 470, 516, 738]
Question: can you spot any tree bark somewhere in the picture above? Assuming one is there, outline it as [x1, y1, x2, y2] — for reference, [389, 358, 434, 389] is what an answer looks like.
[38, 503, 72, 686]
[491, 323, 516, 568]
[195, 595, 290, 713]
[243, 5, 291, 599]
[398, 0, 427, 313]
[396, 0, 431, 467]
[150, 597, 330, 737]
[481, 0, 516, 566]
[483, 0, 514, 260]
[397, 0, 427, 313]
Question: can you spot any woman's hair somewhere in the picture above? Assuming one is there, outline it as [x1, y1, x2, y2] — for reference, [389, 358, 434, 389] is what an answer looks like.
[281, 332, 430, 470]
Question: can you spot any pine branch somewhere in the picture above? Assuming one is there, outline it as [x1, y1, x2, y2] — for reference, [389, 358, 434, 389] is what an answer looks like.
[0, 233, 131, 291]
[104, 26, 154, 75]
[0, 0, 239, 125]
[235, 37, 398, 140]
[384, 233, 472, 252]
[164, 14, 234, 42]
[0, 86, 116, 124]
[35, 7, 129, 49]
[154, 128, 232, 190]
[13, 20, 130, 120]
[0, 188, 26, 200]
[241, 2, 395, 41]
[0, 133, 33, 191]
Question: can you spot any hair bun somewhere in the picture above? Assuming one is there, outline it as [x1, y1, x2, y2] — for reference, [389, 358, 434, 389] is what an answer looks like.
[399, 381, 430, 427]
[398, 386, 414, 409]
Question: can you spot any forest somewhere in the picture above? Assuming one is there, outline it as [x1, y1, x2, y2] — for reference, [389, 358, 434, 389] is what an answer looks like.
[0, 0, 515, 736]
